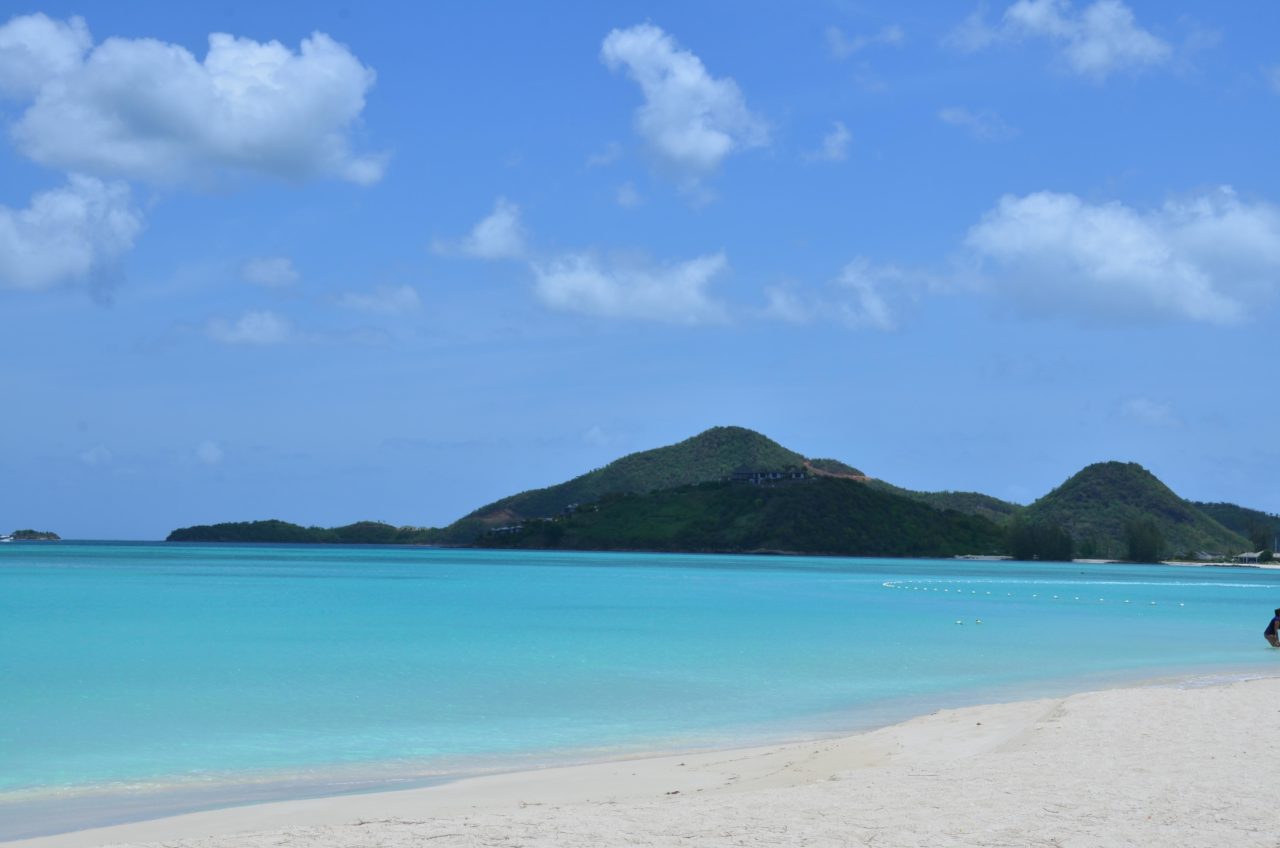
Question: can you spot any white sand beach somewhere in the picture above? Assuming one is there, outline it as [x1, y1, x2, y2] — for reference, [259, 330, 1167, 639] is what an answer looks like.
[8, 675, 1279, 848]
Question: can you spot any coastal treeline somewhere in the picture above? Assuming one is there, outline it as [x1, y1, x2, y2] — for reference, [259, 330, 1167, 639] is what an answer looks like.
[167, 519, 435, 545]
[1005, 519, 1074, 561]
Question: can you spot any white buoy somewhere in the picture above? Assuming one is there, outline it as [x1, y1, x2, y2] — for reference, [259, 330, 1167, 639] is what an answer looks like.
[955, 619, 964, 625]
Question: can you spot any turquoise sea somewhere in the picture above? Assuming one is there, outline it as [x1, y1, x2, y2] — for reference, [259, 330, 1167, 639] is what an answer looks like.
[2, 542, 1279, 837]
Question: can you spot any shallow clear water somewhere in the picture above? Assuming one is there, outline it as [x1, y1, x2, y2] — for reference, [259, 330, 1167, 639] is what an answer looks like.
[2, 543, 1278, 808]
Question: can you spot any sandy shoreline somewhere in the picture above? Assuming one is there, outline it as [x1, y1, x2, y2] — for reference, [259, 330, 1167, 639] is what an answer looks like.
[8, 673, 1280, 848]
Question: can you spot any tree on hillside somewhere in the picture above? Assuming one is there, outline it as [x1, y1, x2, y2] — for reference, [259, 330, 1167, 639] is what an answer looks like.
[1248, 522, 1273, 552]
[1006, 519, 1074, 561]
[1125, 518, 1164, 563]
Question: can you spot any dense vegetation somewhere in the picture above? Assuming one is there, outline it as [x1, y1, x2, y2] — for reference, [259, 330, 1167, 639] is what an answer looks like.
[1022, 462, 1247, 559]
[1125, 518, 1165, 563]
[10, 529, 59, 541]
[437, 426, 809, 542]
[480, 477, 1006, 558]
[867, 481, 1023, 526]
[1192, 502, 1280, 551]
[167, 519, 437, 544]
[1005, 518, 1073, 561]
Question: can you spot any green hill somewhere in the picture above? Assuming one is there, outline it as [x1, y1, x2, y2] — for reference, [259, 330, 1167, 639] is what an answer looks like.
[1022, 462, 1247, 558]
[1191, 502, 1280, 550]
[867, 481, 1023, 526]
[438, 426, 808, 542]
[483, 477, 1005, 558]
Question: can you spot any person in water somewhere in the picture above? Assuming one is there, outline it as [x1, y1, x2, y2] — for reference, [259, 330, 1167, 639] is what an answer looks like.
[1266, 609, 1280, 648]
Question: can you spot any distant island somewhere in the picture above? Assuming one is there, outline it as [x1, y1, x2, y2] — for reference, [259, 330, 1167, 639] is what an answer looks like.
[9, 529, 60, 541]
[167, 519, 433, 545]
[166, 426, 1276, 563]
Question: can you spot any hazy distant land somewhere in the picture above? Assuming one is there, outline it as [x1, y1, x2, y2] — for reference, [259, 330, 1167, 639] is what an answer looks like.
[7, 529, 59, 541]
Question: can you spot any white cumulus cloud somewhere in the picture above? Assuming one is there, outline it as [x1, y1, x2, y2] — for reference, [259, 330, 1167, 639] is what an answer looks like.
[531, 251, 729, 324]
[206, 310, 293, 345]
[601, 23, 767, 180]
[240, 256, 299, 287]
[0, 12, 90, 97]
[963, 188, 1280, 324]
[948, 0, 1171, 81]
[335, 284, 420, 314]
[0, 175, 142, 291]
[0, 13, 385, 185]
[436, 197, 526, 260]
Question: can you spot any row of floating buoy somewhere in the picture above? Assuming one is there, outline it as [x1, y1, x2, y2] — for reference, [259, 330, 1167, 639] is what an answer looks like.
[883, 581, 1184, 608]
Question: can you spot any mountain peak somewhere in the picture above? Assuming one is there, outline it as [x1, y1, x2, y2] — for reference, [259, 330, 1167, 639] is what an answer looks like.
[447, 426, 806, 537]
[1026, 460, 1245, 556]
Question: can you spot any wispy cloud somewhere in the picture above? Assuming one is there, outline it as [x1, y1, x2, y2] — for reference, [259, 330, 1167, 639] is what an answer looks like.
[195, 440, 224, 465]
[616, 182, 642, 208]
[763, 259, 908, 332]
[946, 1, 1172, 81]
[335, 284, 420, 314]
[79, 444, 112, 466]
[807, 121, 852, 162]
[937, 107, 1018, 141]
[434, 197, 527, 260]
[825, 24, 904, 60]
[1120, 398, 1179, 427]
[1264, 65, 1280, 94]
[240, 256, 299, 288]
[586, 141, 623, 168]
[206, 310, 293, 345]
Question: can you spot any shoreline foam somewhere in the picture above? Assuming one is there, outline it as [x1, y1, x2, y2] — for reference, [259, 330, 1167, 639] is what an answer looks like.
[7, 672, 1279, 848]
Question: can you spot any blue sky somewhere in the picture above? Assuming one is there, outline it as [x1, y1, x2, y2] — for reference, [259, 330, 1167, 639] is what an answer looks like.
[3, 1, 1280, 539]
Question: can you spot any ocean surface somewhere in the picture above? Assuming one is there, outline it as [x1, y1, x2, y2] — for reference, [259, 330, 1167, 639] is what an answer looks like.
[2, 542, 1279, 836]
